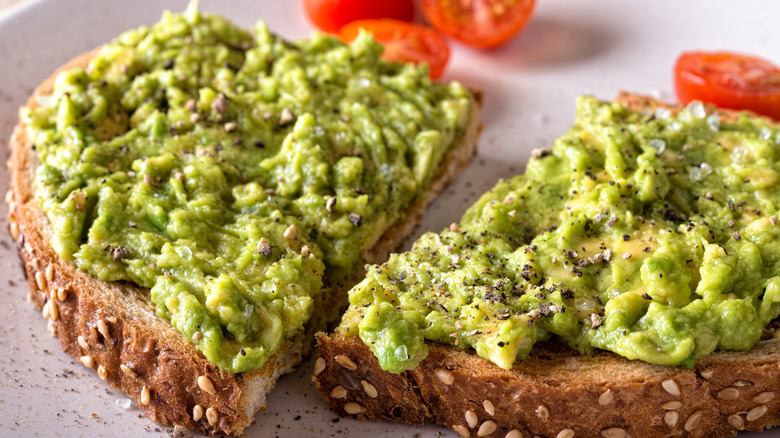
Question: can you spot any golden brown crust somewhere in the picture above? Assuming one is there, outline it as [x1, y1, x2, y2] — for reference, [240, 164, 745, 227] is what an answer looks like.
[6, 49, 480, 435]
[314, 93, 780, 438]
[315, 332, 780, 438]
[615, 90, 778, 127]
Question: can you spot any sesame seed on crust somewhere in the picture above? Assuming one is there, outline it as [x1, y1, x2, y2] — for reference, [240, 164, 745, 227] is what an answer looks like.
[684, 410, 702, 431]
[9, 221, 19, 241]
[601, 427, 626, 438]
[435, 368, 454, 385]
[598, 389, 614, 405]
[536, 405, 549, 422]
[330, 385, 347, 399]
[344, 402, 365, 415]
[48, 300, 59, 321]
[206, 407, 218, 426]
[313, 357, 326, 376]
[79, 355, 94, 369]
[47, 320, 57, 337]
[557, 428, 575, 438]
[193, 404, 204, 422]
[140, 386, 150, 406]
[452, 425, 470, 438]
[97, 319, 110, 341]
[664, 411, 679, 428]
[41, 301, 50, 320]
[465, 410, 478, 428]
[483, 400, 495, 416]
[661, 401, 682, 410]
[360, 380, 378, 398]
[728, 414, 744, 429]
[120, 364, 138, 379]
[35, 271, 47, 292]
[335, 355, 357, 371]
[718, 387, 739, 401]
[477, 420, 497, 437]
[746, 405, 768, 422]
[198, 375, 216, 395]
[661, 379, 681, 396]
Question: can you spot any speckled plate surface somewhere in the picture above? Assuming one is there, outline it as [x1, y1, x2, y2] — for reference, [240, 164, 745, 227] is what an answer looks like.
[1, 1, 780, 437]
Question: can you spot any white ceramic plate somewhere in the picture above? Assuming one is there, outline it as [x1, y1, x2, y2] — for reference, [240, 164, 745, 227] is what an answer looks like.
[1, 1, 779, 437]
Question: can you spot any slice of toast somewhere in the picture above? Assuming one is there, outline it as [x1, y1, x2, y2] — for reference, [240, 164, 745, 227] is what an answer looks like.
[313, 93, 780, 438]
[6, 44, 481, 436]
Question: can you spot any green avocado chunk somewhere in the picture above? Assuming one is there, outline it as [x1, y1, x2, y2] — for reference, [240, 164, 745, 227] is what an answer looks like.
[340, 96, 780, 372]
[24, 3, 473, 373]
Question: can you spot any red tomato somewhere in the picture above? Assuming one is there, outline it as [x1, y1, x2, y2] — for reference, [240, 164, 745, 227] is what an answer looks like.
[303, 0, 414, 34]
[421, 0, 536, 49]
[339, 20, 451, 79]
[674, 51, 780, 121]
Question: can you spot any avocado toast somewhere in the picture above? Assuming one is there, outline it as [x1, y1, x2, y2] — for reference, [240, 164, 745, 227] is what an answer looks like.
[315, 92, 780, 438]
[6, 4, 480, 435]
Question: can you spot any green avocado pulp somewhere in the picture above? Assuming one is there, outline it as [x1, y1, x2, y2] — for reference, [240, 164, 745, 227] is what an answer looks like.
[339, 96, 780, 373]
[24, 4, 473, 373]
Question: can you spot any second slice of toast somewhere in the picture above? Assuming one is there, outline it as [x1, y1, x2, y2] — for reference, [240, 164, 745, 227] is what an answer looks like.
[314, 92, 780, 438]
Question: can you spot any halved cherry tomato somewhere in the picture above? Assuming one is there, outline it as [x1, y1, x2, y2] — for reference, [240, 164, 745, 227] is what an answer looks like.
[339, 19, 451, 79]
[303, 0, 414, 34]
[674, 51, 780, 121]
[421, 0, 536, 49]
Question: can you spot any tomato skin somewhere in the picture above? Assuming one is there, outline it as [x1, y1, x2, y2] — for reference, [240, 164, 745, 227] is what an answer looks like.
[339, 19, 451, 79]
[674, 51, 780, 121]
[421, 0, 536, 49]
[303, 0, 415, 34]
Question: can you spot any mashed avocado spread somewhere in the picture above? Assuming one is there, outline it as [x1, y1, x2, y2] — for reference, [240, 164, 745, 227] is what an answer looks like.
[23, 4, 473, 373]
[340, 97, 780, 372]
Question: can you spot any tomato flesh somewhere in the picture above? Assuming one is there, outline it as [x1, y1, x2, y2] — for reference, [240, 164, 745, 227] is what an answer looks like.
[675, 51, 780, 121]
[339, 20, 451, 79]
[303, 0, 414, 34]
[421, 0, 536, 49]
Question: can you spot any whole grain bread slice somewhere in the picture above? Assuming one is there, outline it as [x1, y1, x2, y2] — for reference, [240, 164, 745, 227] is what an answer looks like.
[313, 93, 780, 438]
[6, 49, 481, 436]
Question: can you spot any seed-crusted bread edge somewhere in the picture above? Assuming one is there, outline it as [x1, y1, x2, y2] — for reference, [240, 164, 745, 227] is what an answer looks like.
[315, 332, 780, 438]
[313, 93, 780, 438]
[6, 49, 480, 435]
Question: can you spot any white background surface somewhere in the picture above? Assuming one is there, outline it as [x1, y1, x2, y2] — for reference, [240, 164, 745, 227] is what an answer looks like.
[1, 0, 779, 437]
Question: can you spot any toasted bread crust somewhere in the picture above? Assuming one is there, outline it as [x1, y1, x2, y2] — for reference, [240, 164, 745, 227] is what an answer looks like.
[315, 332, 780, 438]
[6, 49, 480, 435]
[313, 93, 780, 438]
